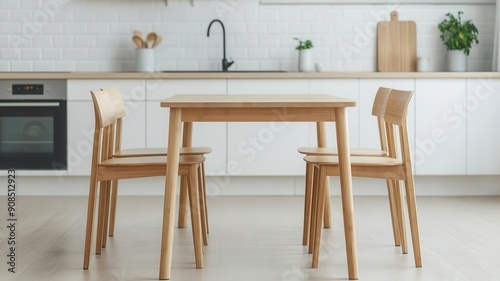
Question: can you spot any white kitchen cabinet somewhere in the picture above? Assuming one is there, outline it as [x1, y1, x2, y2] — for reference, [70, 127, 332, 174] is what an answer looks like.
[415, 79, 466, 175]
[146, 79, 227, 176]
[466, 78, 500, 175]
[309, 79, 359, 148]
[67, 79, 146, 175]
[226, 79, 310, 176]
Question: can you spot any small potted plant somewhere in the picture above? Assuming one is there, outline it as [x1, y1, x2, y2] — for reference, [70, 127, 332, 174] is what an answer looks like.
[438, 11, 479, 72]
[294, 37, 314, 72]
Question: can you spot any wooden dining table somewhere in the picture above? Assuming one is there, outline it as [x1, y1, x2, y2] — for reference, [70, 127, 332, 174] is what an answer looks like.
[159, 94, 359, 280]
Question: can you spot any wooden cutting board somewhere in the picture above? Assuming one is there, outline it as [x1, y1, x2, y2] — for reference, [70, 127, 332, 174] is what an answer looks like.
[377, 11, 417, 72]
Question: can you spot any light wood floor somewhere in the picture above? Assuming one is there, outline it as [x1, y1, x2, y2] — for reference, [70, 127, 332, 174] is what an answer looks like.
[0, 196, 499, 281]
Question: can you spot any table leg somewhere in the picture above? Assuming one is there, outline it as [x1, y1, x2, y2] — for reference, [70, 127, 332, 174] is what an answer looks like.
[159, 108, 182, 280]
[178, 122, 193, 228]
[316, 122, 331, 228]
[334, 108, 358, 280]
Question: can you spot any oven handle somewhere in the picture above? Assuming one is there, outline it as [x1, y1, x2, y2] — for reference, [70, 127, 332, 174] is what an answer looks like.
[0, 102, 61, 107]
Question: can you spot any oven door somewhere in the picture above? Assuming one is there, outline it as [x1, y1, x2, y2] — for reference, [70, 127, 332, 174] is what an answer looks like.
[0, 100, 67, 170]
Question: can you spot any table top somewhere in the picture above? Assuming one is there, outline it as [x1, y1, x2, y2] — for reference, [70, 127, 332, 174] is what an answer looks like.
[161, 94, 357, 108]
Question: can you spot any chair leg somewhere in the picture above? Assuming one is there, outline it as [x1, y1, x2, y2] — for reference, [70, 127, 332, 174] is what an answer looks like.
[83, 176, 99, 269]
[197, 165, 208, 246]
[201, 163, 209, 234]
[108, 180, 119, 237]
[187, 165, 204, 268]
[404, 176, 422, 267]
[177, 176, 189, 228]
[302, 162, 314, 245]
[308, 165, 321, 255]
[312, 166, 328, 268]
[386, 179, 401, 246]
[95, 181, 107, 255]
[323, 177, 332, 228]
[394, 180, 408, 254]
[101, 181, 111, 248]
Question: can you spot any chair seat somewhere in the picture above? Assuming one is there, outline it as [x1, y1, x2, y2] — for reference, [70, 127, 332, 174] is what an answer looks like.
[304, 155, 401, 167]
[298, 147, 387, 157]
[102, 155, 205, 167]
[114, 147, 212, 157]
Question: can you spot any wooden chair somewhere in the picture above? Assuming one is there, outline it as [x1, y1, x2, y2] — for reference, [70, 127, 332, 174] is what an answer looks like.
[83, 90, 205, 270]
[304, 89, 421, 269]
[298, 87, 406, 250]
[100, 87, 211, 247]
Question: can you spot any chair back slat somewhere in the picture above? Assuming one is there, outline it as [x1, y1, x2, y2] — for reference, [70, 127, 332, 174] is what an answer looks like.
[102, 87, 127, 119]
[384, 89, 413, 126]
[91, 90, 116, 128]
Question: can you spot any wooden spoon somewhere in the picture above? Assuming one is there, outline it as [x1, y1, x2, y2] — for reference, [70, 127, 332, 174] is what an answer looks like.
[132, 35, 144, 48]
[146, 32, 157, 48]
[152, 35, 163, 48]
[133, 30, 142, 37]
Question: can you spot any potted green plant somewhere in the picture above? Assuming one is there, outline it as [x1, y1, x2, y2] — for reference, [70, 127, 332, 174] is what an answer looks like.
[294, 37, 314, 72]
[438, 11, 479, 71]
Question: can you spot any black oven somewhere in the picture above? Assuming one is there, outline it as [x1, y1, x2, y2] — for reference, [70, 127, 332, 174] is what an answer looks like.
[0, 80, 67, 170]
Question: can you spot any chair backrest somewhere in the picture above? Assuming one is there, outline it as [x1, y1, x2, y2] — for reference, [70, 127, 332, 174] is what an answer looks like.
[102, 87, 127, 119]
[91, 90, 116, 129]
[372, 87, 392, 153]
[371, 87, 392, 117]
[383, 89, 414, 164]
[90, 90, 117, 167]
[384, 89, 413, 126]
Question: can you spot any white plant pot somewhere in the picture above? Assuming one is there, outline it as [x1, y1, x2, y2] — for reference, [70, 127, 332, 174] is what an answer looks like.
[298, 49, 314, 72]
[447, 50, 467, 72]
[136, 48, 155, 72]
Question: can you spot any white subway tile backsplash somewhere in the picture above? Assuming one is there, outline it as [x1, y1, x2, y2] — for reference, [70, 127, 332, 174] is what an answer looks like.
[55, 61, 74, 72]
[249, 49, 269, 59]
[11, 61, 32, 71]
[53, 37, 73, 47]
[22, 48, 41, 60]
[34, 62, 55, 71]
[0, 2, 19, 9]
[88, 23, 110, 35]
[0, 62, 10, 71]
[41, 23, 63, 35]
[63, 49, 88, 60]
[0, 2, 495, 72]
[301, 10, 321, 21]
[247, 23, 267, 34]
[1, 49, 20, 60]
[42, 49, 62, 60]
[279, 11, 301, 22]
[235, 35, 258, 47]
[259, 10, 279, 22]
[63, 23, 86, 34]
[267, 23, 288, 34]
[289, 23, 311, 34]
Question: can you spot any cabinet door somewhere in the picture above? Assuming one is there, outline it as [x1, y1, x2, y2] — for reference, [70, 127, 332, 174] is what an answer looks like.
[67, 79, 146, 101]
[226, 79, 310, 176]
[415, 79, 466, 175]
[67, 101, 94, 175]
[309, 79, 359, 148]
[146, 79, 227, 176]
[466, 78, 500, 175]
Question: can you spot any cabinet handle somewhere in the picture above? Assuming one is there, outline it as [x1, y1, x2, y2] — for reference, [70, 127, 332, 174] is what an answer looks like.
[0, 102, 60, 107]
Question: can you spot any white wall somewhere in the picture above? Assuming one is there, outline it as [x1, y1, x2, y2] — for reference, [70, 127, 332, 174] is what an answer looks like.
[0, 0, 495, 72]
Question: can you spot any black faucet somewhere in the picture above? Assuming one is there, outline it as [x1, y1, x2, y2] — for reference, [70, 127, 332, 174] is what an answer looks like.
[207, 19, 234, 72]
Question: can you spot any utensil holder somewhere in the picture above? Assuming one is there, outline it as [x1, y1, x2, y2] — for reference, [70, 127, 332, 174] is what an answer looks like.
[136, 48, 155, 72]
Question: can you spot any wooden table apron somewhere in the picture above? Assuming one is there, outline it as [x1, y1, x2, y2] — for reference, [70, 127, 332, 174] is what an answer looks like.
[159, 95, 359, 280]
